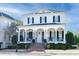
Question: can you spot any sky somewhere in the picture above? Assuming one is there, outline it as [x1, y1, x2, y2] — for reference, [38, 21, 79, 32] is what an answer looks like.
[0, 3, 79, 32]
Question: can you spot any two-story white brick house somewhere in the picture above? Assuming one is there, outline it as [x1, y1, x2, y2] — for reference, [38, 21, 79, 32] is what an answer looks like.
[17, 9, 66, 44]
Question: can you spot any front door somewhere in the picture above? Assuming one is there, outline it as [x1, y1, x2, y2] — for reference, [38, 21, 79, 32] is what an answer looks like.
[37, 32, 44, 43]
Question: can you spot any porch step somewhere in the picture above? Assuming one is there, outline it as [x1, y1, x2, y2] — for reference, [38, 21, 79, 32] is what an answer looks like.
[28, 43, 45, 51]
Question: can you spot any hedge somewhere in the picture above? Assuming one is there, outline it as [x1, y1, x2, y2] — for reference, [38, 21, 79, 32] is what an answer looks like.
[45, 43, 77, 49]
[7, 43, 31, 49]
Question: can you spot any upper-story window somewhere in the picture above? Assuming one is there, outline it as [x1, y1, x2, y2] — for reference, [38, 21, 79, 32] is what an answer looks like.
[53, 16, 55, 23]
[45, 16, 47, 23]
[58, 16, 60, 22]
[27, 17, 30, 24]
[40, 17, 42, 23]
[32, 17, 34, 24]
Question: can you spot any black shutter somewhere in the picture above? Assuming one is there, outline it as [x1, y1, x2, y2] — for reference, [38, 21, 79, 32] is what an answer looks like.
[53, 16, 55, 23]
[62, 31, 64, 39]
[45, 16, 47, 23]
[32, 17, 34, 24]
[27, 17, 29, 24]
[57, 31, 59, 41]
[40, 17, 42, 23]
[58, 16, 60, 22]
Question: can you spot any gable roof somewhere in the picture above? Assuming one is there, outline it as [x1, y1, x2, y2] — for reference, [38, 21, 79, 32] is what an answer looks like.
[23, 9, 64, 15]
[0, 12, 15, 20]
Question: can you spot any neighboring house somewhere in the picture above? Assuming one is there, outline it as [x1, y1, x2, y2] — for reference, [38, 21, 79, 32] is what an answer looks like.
[0, 12, 16, 48]
[17, 9, 66, 44]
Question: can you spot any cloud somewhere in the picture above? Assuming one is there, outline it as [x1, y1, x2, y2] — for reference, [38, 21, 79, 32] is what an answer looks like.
[0, 6, 32, 19]
[66, 4, 79, 32]
[0, 7, 22, 14]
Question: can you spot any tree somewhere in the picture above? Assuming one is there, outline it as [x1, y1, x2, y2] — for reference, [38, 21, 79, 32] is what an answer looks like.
[6, 19, 23, 52]
[66, 31, 76, 45]
[12, 34, 18, 46]
[12, 34, 18, 52]
[75, 35, 79, 44]
[15, 20, 23, 26]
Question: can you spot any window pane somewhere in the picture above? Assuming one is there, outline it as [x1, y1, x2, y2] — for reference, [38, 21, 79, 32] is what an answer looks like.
[20, 30, 25, 41]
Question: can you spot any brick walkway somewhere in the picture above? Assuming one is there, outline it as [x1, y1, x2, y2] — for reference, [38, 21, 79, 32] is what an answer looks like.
[28, 43, 45, 52]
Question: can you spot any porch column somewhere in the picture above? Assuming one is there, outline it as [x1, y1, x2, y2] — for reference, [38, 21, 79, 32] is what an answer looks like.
[34, 30, 37, 42]
[33, 30, 36, 39]
[25, 31, 27, 43]
[55, 30, 58, 44]
[46, 30, 48, 42]
[44, 30, 46, 40]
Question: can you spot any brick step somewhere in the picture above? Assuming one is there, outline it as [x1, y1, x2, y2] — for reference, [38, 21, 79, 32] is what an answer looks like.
[28, 43, 44, 51]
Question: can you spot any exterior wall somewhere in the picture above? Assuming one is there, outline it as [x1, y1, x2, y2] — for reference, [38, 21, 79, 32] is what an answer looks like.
[22, 12, 66, 25]
[0, 16, 15, 48]
[0, 16, 15, 29]
[0, 30, 9, 48]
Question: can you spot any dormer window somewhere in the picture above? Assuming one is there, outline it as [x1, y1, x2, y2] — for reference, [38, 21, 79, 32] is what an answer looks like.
[27, 17, 30, 24]
[45, 16, 47, 23]
[40, 17, 42, 23]
[32, 17, 34, 24]
[58, 16, 60, 22]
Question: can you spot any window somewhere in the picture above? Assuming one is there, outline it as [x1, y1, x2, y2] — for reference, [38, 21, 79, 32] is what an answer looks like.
[28, 32, 33, 39]
[57, 30, 64, 41]
[62, 31, 64, 39]
[32, 17, 34, 24]
[27, 17, 30, 24]
[40, 17, 42, 23]
[45, 16, 47, 23]
[58, 16, 60, 22]
[53, 16, 55, 23]
[20, 30, 25, 41]
[49, 31, 52, 41]
[59, 31, 63, 41]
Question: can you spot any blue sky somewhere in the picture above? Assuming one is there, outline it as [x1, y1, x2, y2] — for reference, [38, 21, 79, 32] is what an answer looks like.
[0, 3, 79, 32]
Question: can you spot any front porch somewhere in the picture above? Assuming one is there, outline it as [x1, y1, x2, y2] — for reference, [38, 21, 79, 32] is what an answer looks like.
[16, 24, 66, 44]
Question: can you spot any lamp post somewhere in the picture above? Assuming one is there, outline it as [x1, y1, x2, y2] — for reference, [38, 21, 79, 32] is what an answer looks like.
[16, 30, 18, 52]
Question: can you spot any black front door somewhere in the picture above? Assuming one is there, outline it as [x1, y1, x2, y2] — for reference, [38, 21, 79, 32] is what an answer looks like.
[42, 32, 44, 39]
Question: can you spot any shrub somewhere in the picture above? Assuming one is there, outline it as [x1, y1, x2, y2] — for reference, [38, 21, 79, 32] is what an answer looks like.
[66, 31, 77, 45]
[18, 44, 25, 49]
[7, 43, 31, 49]
[47, 44, 50, 49]
[54, 44, 66, 49]
[66, 44, 72, 49]
[45, 43, 66, 49]
[18, 43, 31, 49]
[45, 43, 77, 49]
[7, 46, 15, 49]
[45, 43, 54, 49]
